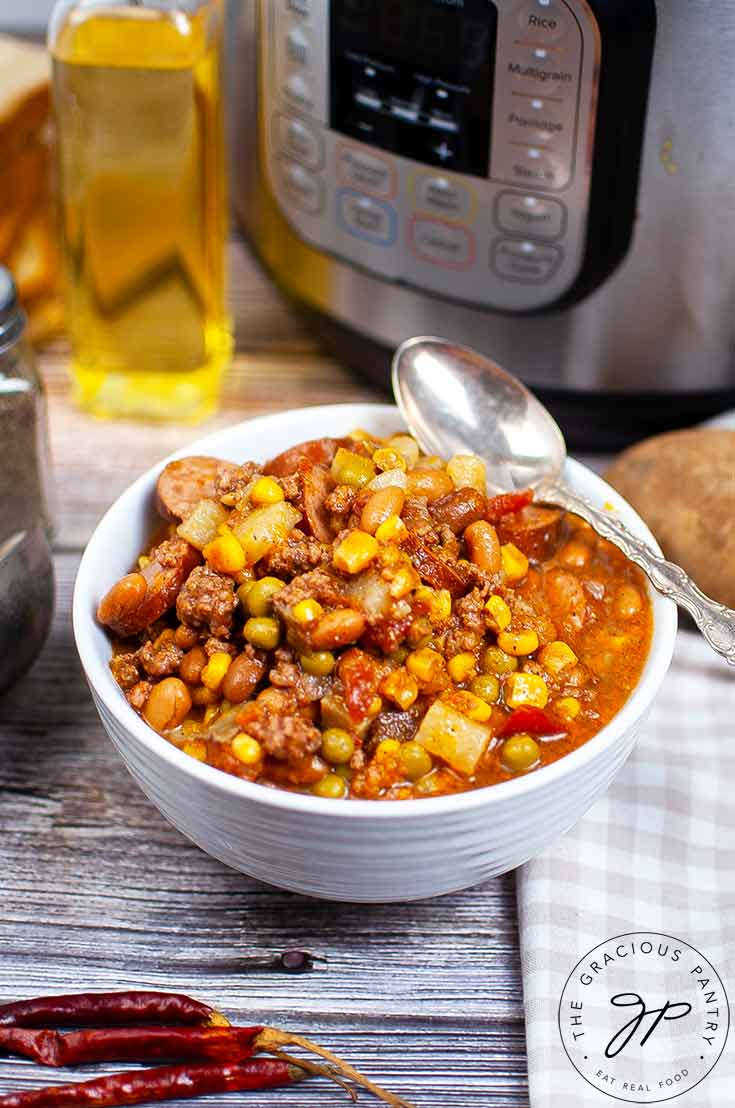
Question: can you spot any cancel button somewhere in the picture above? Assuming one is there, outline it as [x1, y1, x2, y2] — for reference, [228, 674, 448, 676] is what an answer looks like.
[495, 191, 566, 240]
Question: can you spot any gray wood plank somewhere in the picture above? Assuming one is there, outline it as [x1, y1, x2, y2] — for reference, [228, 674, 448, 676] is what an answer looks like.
[0, 554, 529, 1107]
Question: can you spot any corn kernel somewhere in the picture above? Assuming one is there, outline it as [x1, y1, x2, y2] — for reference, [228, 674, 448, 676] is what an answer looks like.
[501, 542, 529, 583]
[444, 689, 493, 722]
[250, 476, 284, 506]
[231, 733, 263, 765]
[446, 453, 487, 494]
[200, 651, 232, 691]
[367, 695, 383, 717]
[485, 595, 512, 632]
[375, 513, 408, 544]
[203, 530, 246, 575]
[447, 652, 477, 683]
[381, 668, 419, 710]
[538, 640, 578, 675]
[497, 629, 539, 657]
[406, 647, 445, 684]
[182, 740, 207, 762]
[292, 598, 324, 625]
[372, 446, 407, 473]
[504, 672, 549, 710]
[415, 585, 452, 624]
[333, 530, 379, 574]
[376, 738, 402, 761]
[555, 696, 581, 722]
[182, 719, 203, 737]
[388, 564, 420, 599]
[138, 555, 151, 569]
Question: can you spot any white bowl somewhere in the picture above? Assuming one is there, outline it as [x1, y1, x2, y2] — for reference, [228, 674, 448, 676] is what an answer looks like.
[73, 404, 677, 902]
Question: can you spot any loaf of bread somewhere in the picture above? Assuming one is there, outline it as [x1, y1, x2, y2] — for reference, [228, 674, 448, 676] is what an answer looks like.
[605, 429, 735, 610]
[0, 34, 61, 342]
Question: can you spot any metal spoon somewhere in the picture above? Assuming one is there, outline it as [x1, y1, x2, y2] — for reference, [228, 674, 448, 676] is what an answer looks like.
[392, 336, 735, 666]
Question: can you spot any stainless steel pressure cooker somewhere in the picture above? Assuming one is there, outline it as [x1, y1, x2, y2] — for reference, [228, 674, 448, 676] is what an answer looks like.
[232, 0, 735, 446]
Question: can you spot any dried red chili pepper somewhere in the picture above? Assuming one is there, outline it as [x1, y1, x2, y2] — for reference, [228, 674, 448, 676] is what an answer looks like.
[499, 707, 565, 738]
[0, 993, 226, 1031]
[485, 490, 533, 524]
[0, 1026, 262, 1068]
[0, 1058, 306, 1108]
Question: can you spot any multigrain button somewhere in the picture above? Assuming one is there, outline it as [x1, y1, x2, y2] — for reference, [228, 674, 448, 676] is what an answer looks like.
[491, 238, 563, 283]
[338, 146, 396, 198]
[495, 192, 566, 239]
[506, 53, 577, 97]
[416, 175, 473, 220]
[410, 217, 475, 269]
[514, 0, 572, 44]
[337, 189, 397, 245]
[279, 159, 324, 214]
[275, 114, 323, 169]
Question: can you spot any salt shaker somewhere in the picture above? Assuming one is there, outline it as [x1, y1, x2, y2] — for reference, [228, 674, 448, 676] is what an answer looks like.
[0, 266, 55, 693]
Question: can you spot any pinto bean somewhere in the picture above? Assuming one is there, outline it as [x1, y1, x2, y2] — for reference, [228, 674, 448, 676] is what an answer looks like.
[97, 573, 148, 631]
[545, 569, 587, 631]
[97, 539, 201, 637]
[406, 467, 454, 502]
[430, 487, 486, 533]
[142, 677, 192, 732]
[497, 505, 563, 562]
[463, 520, 501, 574]
[156, 457, 238, 522]
[360, 486, 405, 534]
[179, 645, 208, 685]
[310, 608, 366, 650]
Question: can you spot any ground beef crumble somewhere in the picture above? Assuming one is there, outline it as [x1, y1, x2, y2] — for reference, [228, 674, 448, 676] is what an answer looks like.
[137, 638, 184, 677]
[176, 565, 237, 638]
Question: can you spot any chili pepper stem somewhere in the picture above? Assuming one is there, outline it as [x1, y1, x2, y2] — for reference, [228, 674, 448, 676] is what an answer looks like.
[266, 1049, 357, 1102]
[257, 1028, 417, 1108]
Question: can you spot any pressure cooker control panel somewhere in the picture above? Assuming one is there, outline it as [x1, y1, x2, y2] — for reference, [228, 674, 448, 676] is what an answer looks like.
[260, 0, 602, 312]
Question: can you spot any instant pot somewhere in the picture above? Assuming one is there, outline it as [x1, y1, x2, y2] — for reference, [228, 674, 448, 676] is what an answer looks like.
[232, 1, 735, 447]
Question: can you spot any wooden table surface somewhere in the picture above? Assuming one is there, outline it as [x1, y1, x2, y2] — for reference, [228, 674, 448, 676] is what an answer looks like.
[0, 237, 529, 1108]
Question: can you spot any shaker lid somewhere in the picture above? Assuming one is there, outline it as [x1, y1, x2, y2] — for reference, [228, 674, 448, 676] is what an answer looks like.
[0, 265, 26, 351]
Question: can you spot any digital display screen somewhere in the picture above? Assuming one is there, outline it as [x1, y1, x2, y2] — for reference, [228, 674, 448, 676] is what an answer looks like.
[330, 0, 497, 177]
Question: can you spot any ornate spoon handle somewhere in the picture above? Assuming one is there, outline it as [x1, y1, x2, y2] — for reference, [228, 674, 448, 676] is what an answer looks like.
[540, 480, 735, 666]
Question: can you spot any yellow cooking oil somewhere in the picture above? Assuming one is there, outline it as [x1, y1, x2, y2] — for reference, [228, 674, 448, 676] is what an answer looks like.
[50, 3, 231, 422]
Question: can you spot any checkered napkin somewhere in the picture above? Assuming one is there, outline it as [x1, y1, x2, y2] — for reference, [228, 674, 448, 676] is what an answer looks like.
[517, 630, 735, 1106]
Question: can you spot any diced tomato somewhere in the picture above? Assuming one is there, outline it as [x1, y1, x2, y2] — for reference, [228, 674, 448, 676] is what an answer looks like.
[485, 489, 533, 524]
[338, 648, 381, 722]
[499, 707, 565, 738]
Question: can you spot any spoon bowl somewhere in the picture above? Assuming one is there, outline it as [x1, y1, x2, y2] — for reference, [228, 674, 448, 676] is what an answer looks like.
[392, 335, 735, 665]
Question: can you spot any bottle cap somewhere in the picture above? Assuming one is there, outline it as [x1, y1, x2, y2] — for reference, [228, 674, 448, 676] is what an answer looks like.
[0, 265, 27, 352]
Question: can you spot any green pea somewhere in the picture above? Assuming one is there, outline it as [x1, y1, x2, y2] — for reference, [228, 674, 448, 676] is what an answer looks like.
[399, 741, 433, 782]
[245, 576, 285, 617]
[320, 728, 355, 765]
[470, 674, 501, 704]
[299, 650, 336, 677]
[312, 773, 348, 799]
[501, 733, 540, 773]
[482, 646, 519, 676]
[243, 616, 281, 650]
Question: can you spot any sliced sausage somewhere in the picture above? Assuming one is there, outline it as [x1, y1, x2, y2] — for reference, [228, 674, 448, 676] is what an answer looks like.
[156, 457, 239, 521]
[497, 504, 563, 562]
[98, 538, 201, 637]
[296, 462, 336, 543]
[264, 438, 343, 478]
[403, 532, 469, 596]
[430, 487, 486, 533]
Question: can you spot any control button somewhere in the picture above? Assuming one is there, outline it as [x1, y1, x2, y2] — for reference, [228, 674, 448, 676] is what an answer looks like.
[505, 144, 568, 189]
[282, 73, 313, 112]
[416, 175, 474, 221]
[491, 238, 563, 283]
[409, 217, 475, 270]
[279, 159, 324, 215]
[337, 189, 397, 246]
[337, 145, 396, 199]
[506, 96, 568, 147]
[285, 25, 310, 66]
[514, 0, 573, 44]
[506, 54, 577, 97]
[285, 0, 310, 15]
[275, 114, 323, 170]
[495, 192, 566, 239]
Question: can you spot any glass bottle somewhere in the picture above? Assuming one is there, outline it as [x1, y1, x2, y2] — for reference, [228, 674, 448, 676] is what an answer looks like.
[48, 0, 231, 423]
[0, 266, 55, 693]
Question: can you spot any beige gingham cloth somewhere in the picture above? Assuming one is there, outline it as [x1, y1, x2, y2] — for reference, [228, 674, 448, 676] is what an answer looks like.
[518, 630, 735, 1106]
